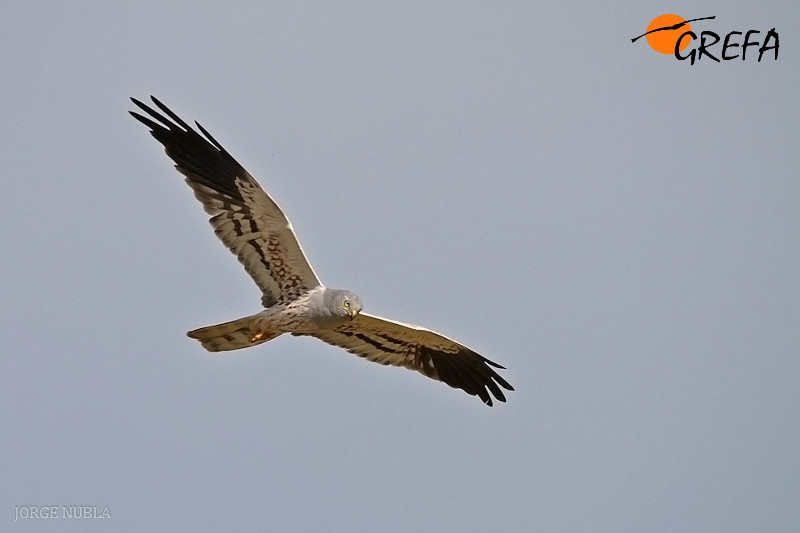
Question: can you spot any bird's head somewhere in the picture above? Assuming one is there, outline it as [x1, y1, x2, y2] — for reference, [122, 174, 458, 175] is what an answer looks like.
[326, 289, 363, 321]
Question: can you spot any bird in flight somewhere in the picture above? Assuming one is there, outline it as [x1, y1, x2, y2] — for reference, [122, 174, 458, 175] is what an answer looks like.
[130, 96, 513, 405]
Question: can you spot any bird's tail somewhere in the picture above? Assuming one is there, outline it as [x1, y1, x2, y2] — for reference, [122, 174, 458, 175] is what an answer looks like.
[186, 314, 281, 352]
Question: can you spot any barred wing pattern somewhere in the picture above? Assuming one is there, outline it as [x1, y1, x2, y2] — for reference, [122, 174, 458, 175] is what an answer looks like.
[309, 313, 513, 406]
[131, 96, 513, 405]
[129, 96, 321, 307]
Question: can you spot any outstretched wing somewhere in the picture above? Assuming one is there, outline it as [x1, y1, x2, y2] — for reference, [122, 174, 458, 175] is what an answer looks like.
[309, 313, 513, 406]
[130, 96, 321, 307]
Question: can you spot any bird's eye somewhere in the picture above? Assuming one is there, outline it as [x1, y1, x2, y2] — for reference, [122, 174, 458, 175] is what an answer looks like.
[343, 300, 350, 307]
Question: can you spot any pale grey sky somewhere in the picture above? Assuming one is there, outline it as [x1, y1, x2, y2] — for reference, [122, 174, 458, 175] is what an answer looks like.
[2, 2, 799, 531]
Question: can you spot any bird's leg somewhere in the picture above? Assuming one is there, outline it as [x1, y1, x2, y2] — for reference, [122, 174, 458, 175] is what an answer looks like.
[248, 322, 279, 343]
[249, 330, 268, 343]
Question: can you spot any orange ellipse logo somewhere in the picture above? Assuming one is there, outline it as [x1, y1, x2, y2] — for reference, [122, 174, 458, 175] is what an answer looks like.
[645, 14, 693, 54]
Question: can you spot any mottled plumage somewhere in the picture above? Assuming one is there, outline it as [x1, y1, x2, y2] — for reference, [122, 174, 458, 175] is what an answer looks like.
[130, 96, 513, 405]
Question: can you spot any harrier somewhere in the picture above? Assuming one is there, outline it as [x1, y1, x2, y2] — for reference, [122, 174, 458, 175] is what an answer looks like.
[130, 97, 513, 405]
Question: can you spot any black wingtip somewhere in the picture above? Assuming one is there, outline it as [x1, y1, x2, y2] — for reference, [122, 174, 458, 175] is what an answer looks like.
[129, 95, 249, 202]
[128, 109, 163, 132]
[423, 345, 513, 406]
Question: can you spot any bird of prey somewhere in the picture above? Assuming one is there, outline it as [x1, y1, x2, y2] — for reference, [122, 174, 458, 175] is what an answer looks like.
[130, 96, 513, 405]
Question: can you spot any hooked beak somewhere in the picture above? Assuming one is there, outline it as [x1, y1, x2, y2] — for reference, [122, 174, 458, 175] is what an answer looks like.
[348, 307, 360, 320]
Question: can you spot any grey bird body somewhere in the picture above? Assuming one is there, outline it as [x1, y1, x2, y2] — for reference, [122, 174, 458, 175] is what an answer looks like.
[130, 96, 513, 405]
[188, 287, 362, 351]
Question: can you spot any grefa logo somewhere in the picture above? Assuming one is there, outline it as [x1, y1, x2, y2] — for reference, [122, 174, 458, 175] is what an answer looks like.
[632, 15, 779, 64]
